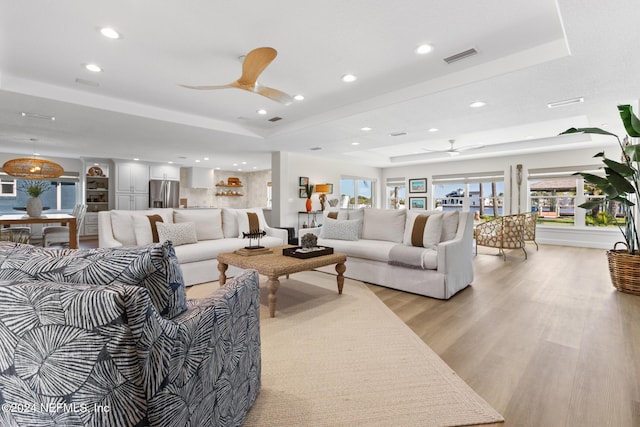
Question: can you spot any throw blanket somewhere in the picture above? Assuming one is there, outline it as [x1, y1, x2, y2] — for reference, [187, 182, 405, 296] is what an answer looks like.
[388, 244, 427, 269]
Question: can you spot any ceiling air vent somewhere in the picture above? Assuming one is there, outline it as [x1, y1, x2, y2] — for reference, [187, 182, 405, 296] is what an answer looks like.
[268, 116, 283, 122]
[390, 131, 408, 137]
[443, 48, 478, 64]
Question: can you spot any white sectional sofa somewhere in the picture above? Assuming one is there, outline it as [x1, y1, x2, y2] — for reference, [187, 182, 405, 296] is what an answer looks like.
[299, 208, 474, 299]
[98, 207, 287, 285]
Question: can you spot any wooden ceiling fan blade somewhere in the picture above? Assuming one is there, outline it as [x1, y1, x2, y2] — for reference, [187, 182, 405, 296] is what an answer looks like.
[179, 83, 233, 90]
[256, 86, 294, 105]
[237, 47, 278, 86]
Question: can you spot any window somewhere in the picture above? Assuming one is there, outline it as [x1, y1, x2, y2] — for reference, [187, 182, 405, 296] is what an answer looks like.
[266, 181, 272, 208]
[433, 172, 504, 218]
[386, 177, 406, 209]
[528, 166, 621, 227]
[340, 176, 376, 208]
[0, 179, 16, 197]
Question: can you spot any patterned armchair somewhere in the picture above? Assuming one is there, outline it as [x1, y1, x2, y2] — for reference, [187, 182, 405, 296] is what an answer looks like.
[523, 212, 539, 250]
[475, 214, 527, 260]
[0, 242, 261, 427]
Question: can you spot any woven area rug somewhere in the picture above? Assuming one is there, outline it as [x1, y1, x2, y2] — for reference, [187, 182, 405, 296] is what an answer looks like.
[239, 271, 504, 427]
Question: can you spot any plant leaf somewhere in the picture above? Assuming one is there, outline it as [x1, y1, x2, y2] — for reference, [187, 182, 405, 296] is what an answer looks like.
[579, 173, 609, 187]
[603, 159, 635, 177]
[618, 104, 640, 137]
[578, 200, 604, 210]
[611, 195, 635, 206]
[624, 144, 640, 162]
[560, 127, 619, 138]
[606, 170, 636, 194]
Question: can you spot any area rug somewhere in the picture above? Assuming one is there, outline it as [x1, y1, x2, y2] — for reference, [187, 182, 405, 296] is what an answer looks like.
[240, 271, 504, 427]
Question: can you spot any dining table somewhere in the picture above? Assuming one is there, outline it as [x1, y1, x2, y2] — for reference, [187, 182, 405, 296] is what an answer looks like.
[0, 213, 78, 249]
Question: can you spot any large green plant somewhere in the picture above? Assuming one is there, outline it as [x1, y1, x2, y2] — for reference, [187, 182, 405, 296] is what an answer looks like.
[21, 180, 50, 198]
[561, 104, 640, 254]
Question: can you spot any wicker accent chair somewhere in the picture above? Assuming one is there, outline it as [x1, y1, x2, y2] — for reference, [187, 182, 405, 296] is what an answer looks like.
[475, 213, 527, 260]
[523, 211, 539, 250]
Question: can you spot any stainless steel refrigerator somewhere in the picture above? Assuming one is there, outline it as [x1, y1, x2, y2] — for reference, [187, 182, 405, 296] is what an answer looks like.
[149, 180, 180, 208]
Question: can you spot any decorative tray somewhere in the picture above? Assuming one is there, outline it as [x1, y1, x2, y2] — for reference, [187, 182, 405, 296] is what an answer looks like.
[283, 246, 334, 259]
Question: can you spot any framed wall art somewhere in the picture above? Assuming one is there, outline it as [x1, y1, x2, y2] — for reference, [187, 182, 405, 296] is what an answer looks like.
[299, 176, 309, 186]
[409, 197, 427, 210]
[409, 178, 427, 193]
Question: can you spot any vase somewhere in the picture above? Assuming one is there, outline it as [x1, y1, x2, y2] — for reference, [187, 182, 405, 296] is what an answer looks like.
[305, 198, 312, 213]
[26, 197, 42, 217]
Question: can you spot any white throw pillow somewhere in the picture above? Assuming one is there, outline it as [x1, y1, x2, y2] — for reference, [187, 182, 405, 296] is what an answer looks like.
[133, 215, 154, 245]
[110, 211, 137, 246]
[156, 222, 198, 246]
[361, 208, 406, 243]
[174, 209, 223, 241]
[440, 210, 459, 242]
[403, 211, 444, 248]
[236, 208, 268, 238]
[221, 208, 239, 238]
[319, 218, 361, 241]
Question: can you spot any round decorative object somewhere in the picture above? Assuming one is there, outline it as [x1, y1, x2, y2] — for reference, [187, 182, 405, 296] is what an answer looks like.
[301, 233, 318, 249]
[26, 197, 43, 218]
[88, 166, 103, 177]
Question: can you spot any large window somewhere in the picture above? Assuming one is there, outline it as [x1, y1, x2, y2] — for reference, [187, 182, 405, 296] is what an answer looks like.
[386, 177, 406, 209]
[528, 166, 623, 227]
[340, 176, 376, 208]
[0, 175, 79, 213]
[433, 172, 504, 218]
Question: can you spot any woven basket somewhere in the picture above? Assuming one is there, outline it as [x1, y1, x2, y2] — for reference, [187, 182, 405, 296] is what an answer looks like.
[607, 242, 640, 295]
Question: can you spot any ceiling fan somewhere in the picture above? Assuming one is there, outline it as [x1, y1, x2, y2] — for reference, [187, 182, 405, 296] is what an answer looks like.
[179, 47, 294, 105]
[424, 139, 484, 156]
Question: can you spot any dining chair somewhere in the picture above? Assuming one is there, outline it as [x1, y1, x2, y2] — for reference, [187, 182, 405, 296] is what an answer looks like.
[42, 204, 88, 247]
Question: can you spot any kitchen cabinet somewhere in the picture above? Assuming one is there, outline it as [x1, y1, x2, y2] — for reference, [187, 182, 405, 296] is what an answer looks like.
[150, 164, 180, 181]
[116, 193, 149, 210]
[116, 162, 149, 193]
[81, 212, 99, 236]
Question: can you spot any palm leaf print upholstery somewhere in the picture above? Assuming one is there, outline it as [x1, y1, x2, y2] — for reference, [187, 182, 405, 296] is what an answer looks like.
[0, 241, 187, 319]
[0, 269, 261, 426]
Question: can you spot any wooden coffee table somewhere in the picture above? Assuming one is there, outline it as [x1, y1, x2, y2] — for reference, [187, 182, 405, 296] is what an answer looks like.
[217, 245, 347, 317]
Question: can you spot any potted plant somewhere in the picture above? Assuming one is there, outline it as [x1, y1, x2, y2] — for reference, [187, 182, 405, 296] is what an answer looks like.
[561, 104, 640, 294]
[20, 180, 50, 218]
[304, 182, 314, 213]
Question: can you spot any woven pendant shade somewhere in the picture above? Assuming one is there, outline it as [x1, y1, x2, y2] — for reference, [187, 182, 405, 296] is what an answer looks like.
[2, 157, 64, 179]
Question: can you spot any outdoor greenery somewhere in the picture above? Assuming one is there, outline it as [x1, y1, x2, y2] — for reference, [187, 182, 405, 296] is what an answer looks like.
[561, 104, 640, 254]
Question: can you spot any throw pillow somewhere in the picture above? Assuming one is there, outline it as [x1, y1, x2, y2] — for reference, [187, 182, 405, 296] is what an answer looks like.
[174, 209, 223, 241]
[133, 214, 164, 245]
[110, 211, 138, 246]
[361, 208, 406, 242]
[156, 222, 198, 246]
[236, 208, 268, 238]
[319, 218, 361, 241]
[403, 211, 444, 248]
[0, 241, 187, 318]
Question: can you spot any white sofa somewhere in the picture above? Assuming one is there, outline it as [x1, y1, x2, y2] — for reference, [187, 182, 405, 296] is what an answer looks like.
[299, 208, 474, 299]
[99, 207, 287, 285]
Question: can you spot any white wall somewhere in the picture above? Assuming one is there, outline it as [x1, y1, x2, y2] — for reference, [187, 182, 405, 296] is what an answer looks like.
[382, 143, 622, 249]
[271, 151, 382, 229]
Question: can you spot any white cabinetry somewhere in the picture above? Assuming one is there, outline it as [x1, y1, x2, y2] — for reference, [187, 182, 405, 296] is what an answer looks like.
[115, 162, 149, 210]
[116, 162, 149, 194]
[150, 164, 180, 181]
[186, 167, 214, 188]
[82, 212, 99, 236]
[116, 193, 149, 210]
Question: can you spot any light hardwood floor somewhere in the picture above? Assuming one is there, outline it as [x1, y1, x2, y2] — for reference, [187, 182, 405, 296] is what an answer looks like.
[367, 244, 640, 427]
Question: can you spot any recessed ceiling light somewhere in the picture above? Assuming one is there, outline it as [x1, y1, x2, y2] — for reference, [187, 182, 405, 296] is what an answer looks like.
[253, 166, 257, 169]
[237, 168, 242, 171]
[100, 27, 121, 39]
[341, 74, 357, 83]
[352, 142, 360, 146]
[233, 163, 238, 166]
[85, 63, 102, 72]
[133, 158, 139, 161]
[215, 167, 221, 170]
[547, 97, 584, 108]
[203, 157, 209, 160]
[241, 161, 247, 165]
[257, 109, 267, 115]
[360, 127, 372, 132]
[195, 159, 200, 163]
[168, 161, 173, 164]
[20, 112, 55, 121]
[428, 128, 439, 132]
[415, 44, 433, 55]
[469, 101, 486, 108]
[294, 94, 305, 101]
